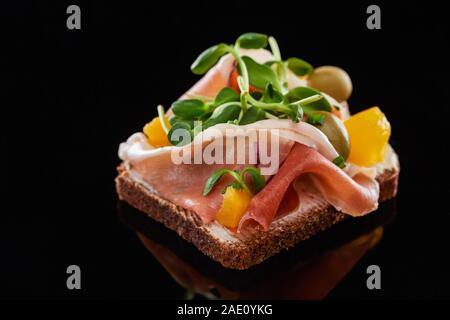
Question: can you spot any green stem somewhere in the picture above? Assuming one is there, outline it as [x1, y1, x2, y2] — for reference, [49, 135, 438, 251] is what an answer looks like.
[240, 90, 248, 113]
[220, 169, 251, 194]
[237, 75, 246, 93]
[245, 93, 292, 114]
[233, 172, 251, 194]
[229, 46, 249, 92]
[268, 36, 281, 61]
[157, 105, 170, 134]
[183, 93, 214, 101]
[295, 94, 323, 106]
[238, 109, 244, 122]
[268, 37, 288, 93]
[264, 112, 279, 119]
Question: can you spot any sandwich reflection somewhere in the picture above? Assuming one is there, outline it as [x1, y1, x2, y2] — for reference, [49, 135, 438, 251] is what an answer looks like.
[117, 199, 396, 300]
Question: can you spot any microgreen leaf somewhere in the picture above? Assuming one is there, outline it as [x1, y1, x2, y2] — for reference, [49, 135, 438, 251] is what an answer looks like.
[202, 103, 241, 131]
[236, 33, 268, 49]
[242, 56, 280, 90]
[203, 166, 265, 196]
[203, 169, 243, 196]
[222, 181, 243, 194]
[167, 122, 193, 146]
[214, 87, 239, 106]
[169, 115, 182, 126]
[169, 116, 195, 129]
[191, 43, 230, 75]
[209, 103, 241, 120]
[332, 156, 346, 169]
[172, 99, 207, 119]
[239, 106, 266, 125]
[262, 83, 283, 104]
[241, 167, 265, 193]
[287, 57, 313, 76]
[198, 112, 213, 121]
[203, 169, 232, 196]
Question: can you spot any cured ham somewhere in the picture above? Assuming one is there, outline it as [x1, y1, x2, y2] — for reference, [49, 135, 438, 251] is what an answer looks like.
[119, 119, 340, 223]
[239, 143, 379, 231]
[120, 120, 380, 230]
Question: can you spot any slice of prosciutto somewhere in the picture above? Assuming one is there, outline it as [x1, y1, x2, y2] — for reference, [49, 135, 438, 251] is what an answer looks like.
[239, 143, 380, 231]
[119, 119, 340, 223]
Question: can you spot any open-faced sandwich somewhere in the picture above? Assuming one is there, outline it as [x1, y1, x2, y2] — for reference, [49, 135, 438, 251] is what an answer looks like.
[116, 33, 399, 269]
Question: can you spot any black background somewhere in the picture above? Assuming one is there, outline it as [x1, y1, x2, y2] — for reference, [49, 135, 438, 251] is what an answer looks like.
[2, 0, 450, 299]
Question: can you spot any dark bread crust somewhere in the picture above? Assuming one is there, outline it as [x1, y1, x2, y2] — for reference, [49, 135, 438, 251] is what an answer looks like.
[116, 165, 399, 270]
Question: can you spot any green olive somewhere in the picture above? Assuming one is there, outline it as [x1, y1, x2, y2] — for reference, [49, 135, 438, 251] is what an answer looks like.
[315, 111, 350, 160]
[307, 66, 353, 102]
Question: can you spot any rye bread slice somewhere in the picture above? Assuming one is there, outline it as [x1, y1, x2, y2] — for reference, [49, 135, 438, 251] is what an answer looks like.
[115, 162, 399, 270]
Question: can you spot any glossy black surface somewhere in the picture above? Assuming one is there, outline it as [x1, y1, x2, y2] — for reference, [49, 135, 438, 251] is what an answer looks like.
[2, 1, 450, 299]
[118, 199, 396, 299]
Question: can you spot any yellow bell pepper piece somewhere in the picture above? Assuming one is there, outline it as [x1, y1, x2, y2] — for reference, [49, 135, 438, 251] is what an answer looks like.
[143, 116, 172, 147]
[344, 107, 391, 167]
[216, 187, 252, 229]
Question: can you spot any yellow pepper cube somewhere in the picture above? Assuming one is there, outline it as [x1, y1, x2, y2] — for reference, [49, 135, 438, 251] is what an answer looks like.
[344, 107, 391, 167]
[216, 187, 252, 229]
[143, 116, 172, 148]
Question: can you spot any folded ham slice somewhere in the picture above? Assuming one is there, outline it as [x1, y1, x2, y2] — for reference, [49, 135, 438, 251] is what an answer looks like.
[119, 119, 340, 223]
[120, 119, 380, 230]
[239, 143, 380, 231]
